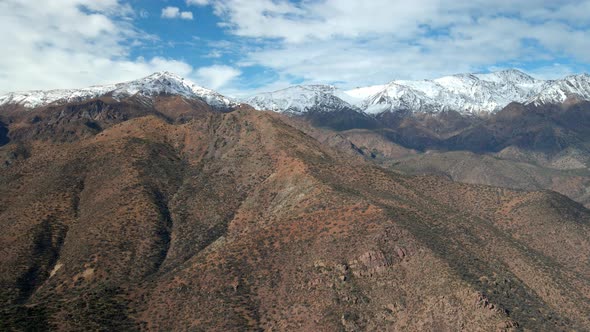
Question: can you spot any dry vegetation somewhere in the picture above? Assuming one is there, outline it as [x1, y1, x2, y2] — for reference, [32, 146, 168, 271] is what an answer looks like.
[0, 97, 589, 331]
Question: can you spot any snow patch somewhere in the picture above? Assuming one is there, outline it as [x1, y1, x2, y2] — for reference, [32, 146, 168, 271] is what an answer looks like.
[245, 85, 363, 115]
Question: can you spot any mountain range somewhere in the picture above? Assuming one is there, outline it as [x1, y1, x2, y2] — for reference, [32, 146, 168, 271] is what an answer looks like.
[4, 69, 590, 117]
[246, 69, 590, 116]
[1, 70, 590, 331]
[0, 72, 237, 110]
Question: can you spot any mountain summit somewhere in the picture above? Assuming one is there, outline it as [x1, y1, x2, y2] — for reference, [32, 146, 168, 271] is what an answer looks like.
[245, 84, 360, 115]
[0, 72, 237, 109]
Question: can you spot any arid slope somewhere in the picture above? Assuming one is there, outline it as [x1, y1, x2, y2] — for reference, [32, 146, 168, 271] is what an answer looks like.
[0, 102, 589, 331]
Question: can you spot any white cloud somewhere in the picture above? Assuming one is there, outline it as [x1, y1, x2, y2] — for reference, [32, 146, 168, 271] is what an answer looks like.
[180, 11, 194, 20]
[523, 64, 577, 80]
[161, 6, 181, 19]
[162, 6, 193, 20]
[0, 0, 196, 93]
[195, 65, 241, 89]
[205, 0, 590, 91]
[205, 50, 223, 58]
[187, 0, 210, 5]
[2, 0, 589, 97]
[206, 0, 454, 43]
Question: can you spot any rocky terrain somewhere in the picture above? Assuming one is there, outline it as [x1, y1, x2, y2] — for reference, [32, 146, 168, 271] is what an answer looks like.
[0, 73, 589, 331]
[389, 151, 590, 208]
[242, 70, 590, 209]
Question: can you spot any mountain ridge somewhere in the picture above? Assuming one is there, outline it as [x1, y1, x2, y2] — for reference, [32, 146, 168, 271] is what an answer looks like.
[0, 72, 237, 110]
[244, 84, 359, 115]
[249, 69, 590, 116]
[3, 69, 590, 118]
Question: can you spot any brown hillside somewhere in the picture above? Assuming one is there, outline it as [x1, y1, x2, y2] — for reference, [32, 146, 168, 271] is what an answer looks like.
[390, 150, 590, 208]
[0, 103, 589, 331]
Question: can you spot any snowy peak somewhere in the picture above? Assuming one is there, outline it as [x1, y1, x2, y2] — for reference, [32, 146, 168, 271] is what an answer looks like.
[0, 72, 237, 109]
[110, 71, 199, 98]
[347, 69, 590, 115]
[112, 71, 236, 109]
[362, 82, 435, 115]
[245, 84, 362, 115]
[3, 70, 590, 116]
[353, 69, 544, 115]
[528, 74, 590, 106]
[248, 69, 590, 117]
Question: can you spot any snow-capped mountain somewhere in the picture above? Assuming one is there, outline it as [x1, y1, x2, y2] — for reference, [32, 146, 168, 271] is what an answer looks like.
[249, 70, 590, 117]
[348, 69, 547, 115]
[3, 70, 590, 117]
[0, 72, 237, 109]
[528, 74, 590, 106]
[245, 85, 362, 115]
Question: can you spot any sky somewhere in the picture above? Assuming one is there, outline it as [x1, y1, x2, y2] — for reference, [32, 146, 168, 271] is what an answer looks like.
[1, 0, 589, 96]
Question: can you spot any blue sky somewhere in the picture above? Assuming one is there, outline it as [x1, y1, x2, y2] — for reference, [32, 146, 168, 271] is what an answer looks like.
[1, 0, 589, 96]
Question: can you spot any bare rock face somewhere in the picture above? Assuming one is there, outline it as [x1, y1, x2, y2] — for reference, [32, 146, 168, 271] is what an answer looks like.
[359, 250, 390, 268]
[351, 250, 391, 277]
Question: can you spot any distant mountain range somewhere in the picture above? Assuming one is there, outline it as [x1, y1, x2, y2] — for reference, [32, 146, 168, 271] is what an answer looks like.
[3, 70, 590, 117]
[246, 69, 590, 115]
[2, 70, 590, 177]
[0, 72, 237, 110]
